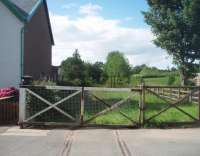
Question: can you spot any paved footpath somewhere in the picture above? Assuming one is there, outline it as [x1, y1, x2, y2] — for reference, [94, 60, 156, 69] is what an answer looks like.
[0, 126, 200, 156]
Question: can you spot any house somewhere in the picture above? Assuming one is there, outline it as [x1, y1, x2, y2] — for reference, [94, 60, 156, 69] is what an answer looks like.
[0, 0, 54, 88]
[51, 66, 60, 82]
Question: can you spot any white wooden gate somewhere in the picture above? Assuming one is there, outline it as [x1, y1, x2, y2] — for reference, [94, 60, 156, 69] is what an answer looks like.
[19, 86, 140, 128]
[19, 86, 82, 128]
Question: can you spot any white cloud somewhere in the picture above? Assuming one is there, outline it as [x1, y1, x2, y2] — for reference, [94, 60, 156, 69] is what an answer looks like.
[79, 3, 102, 15]
[62, 3, 76, 9]
[50, 12, 173, 69]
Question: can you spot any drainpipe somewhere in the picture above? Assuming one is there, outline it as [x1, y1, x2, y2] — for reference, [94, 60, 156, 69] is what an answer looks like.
[20, 27, 24, 84]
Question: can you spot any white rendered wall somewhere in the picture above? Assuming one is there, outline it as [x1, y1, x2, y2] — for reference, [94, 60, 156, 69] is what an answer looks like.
[0, 2, 24, 88]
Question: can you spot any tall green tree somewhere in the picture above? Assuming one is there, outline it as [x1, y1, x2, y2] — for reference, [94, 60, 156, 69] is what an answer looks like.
[143, 0, 200, 85]
[105, 51, 131, 87]
[85, 62, 106, 84]
[59, 49, 86, 86]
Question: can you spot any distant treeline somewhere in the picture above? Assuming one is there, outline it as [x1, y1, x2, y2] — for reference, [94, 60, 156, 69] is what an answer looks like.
[55, 49, 180, 87]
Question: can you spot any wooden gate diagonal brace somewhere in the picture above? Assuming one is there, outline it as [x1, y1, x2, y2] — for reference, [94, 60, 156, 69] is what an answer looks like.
[24, 89, 81, 122]
[83, 94, 135, 124]
[26, 89, 76, 121]
[91, 94, 138, 125]
[145, 88, 199, 123]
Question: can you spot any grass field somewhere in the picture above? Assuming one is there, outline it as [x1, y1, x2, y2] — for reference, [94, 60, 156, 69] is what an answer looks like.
[84, 91, 198, 126]
[131, 75, 181, 86]
[144, 76, 181, 86]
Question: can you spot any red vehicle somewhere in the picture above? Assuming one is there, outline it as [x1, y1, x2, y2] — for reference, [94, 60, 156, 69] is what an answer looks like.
[0, 87, 19, 98]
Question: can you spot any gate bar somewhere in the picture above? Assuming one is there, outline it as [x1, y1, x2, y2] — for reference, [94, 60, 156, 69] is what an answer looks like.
[80, 87, 84, 125]
[19, 88, 26, 125]
[24, 90, 81, 122]
[198, 88, 200, 121]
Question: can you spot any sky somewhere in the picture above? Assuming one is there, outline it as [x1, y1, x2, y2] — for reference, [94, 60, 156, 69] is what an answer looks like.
[47, 0, 173, 69]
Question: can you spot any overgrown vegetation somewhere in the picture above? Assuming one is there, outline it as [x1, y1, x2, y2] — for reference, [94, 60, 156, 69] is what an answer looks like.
[130, 65, 181, 86]
[58, 50, 182, 87]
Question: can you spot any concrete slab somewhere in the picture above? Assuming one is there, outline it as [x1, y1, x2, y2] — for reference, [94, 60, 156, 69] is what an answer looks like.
[0, 127, 69, 156]
[69, 129, 121, 156]
[118, 129, 200, 156]
[1, 127, 200, 156]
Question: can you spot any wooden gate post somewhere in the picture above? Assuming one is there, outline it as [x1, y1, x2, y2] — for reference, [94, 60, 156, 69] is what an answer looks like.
[139, 88, 142, 126]
[19, 88, 26, 128]
[139, 83, 145, 127]
[80, 87, 85, 126]
[198, 87, 200, 121]
[178, 88, 181, 99]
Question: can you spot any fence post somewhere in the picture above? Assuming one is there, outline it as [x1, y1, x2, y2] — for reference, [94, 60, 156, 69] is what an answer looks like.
[80, 87, 85, 126]
[139, 87, 142, 126]
[178, 88, 181, 99]
[19, 88, 26, 128]
[139, 83, 145, 127]
[198, 87, 200, 121]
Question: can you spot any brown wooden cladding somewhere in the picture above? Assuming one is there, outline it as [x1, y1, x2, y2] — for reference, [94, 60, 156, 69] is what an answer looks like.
[23, 4, 52, 80]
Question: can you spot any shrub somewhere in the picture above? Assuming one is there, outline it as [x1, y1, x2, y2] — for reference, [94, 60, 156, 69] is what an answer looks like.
[131, 75, 143, 86]
[167, 75, 176, 85]
[32, 80, 56, 86]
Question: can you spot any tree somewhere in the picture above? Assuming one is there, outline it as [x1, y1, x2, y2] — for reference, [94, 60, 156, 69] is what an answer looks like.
[131, 64, 148, 75]
[105, 51, 131, 87]
[85, 62, 107, 84]
[143, 0, 200, 85]
[59, 49, 86, 86]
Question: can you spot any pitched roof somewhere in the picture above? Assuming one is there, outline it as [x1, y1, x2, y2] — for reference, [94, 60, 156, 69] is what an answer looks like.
[1, 0, 54, 45]
[9, 0, 40, 17]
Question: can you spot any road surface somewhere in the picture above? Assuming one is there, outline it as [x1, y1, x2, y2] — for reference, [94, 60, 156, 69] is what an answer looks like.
[0, 126, 200, 156]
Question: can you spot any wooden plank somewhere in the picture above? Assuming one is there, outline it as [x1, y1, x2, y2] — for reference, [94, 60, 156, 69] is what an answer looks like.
[146, 85, 199, 89]
[199, 89, 200, 121]
[180, 90, 189, 94]
[141, 85, 145, 125]
[171, 89, 179, 93]
[80, 87, 84, 125]
[46, 86, 82, 91]
[21, 121, 79, 127]
[192, 97, 199, 100]
[47, 86, 141, 92]
[84, 87, 132, 92]
[139, 90, 142, 125]
[173, 105, 198, 121]
[145, 105, 172, 123]
[25, 89, 81, 122]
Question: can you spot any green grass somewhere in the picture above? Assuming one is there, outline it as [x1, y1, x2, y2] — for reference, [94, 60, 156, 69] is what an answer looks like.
[144, 77, 169, 85]
[145, 95, 198, 123]
[144, 76, 181, 86]
[131, 75, 181, 86]
[84, 91, 198, 126]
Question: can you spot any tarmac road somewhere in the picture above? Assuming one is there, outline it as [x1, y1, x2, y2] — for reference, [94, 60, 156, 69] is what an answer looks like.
[0, 126, 200, 156]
